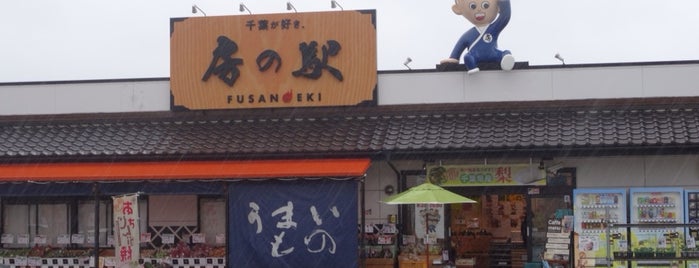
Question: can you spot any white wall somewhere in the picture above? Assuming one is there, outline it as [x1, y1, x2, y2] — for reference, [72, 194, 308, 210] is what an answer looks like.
[1, 63, 698, 116]
[378, 63, 699, 105]
[565, 155, 699, 188]
[0, 80, 170, 115]
[361, 160, 422, 225]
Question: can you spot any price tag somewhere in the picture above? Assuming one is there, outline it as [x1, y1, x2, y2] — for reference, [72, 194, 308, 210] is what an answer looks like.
[34, 235, 47, 244]
[377, 235, 393, 245]
[17, 234, 30, 244]
[192, 233, 206, 243]
[688, 237, 697, 249]
[104, 257, 115, 267]
[1, 233, 15, 244]
[364, 224, 374, 233]
[215, 234, 225, 244]
[161, 234, 175, 244]
[72, 234, 85, 244]
[57, 234, 71, 244]
[140, 233, 152, 243]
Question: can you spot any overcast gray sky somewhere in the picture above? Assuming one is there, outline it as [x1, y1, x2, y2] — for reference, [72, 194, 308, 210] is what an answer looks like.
[1, 0, 699, 83]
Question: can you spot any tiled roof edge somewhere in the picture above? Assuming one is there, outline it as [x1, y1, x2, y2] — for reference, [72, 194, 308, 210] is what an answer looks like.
[1, 97, 698, 126]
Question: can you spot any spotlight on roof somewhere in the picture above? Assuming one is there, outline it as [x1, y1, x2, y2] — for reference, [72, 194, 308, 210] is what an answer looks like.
[331, 0, 344, 10]
[554, 53, 566, 65]
[286, 2, 297, 13]
[239, 3, 252, 14]
[403, 57, 413, 70]
[191, 5, 207, 16]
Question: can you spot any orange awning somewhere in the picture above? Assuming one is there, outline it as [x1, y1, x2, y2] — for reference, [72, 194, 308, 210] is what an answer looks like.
[0, 158, 371, 182]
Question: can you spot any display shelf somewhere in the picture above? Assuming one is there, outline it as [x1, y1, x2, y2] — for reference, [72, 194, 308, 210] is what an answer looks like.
[488, 241, 512, 268]
[398, 254, 442, 268]
[606, 223, 699, 264]
[366, 257, 395, 268]
[636, 204, 676, 208]
[624, 187, 683, 267]
[510, 245, 527, 267]
[365, 246, 396, 268]
[545, 259, 569, 268]
[362, 223, 398, 267]
[574, 189, 628, 268]
[456, 253, 488, 268]
[451, 228, 491, 268]
[613, 255, 686, 262]
[455, 257, 475, 267]
[452, 235, 491, 257]
[580, 204, 619, 209]
[575, 190, 625, 235]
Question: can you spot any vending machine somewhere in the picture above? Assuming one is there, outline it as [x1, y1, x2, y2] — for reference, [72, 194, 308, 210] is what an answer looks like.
[573, 188, 627, 268]
[685, 189, 699, 268]
[629, 187, 685, 268]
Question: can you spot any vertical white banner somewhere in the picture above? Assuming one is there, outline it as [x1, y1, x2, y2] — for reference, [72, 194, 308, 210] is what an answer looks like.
[113, 194, 140, 266]
[415, 204, 444, 243]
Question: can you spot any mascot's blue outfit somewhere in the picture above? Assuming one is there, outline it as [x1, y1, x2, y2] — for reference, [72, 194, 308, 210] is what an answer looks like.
[448, 0, 511, 71]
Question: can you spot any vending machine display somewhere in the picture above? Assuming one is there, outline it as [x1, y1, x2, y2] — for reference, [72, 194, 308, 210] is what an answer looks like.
[573, 188, 627, 268]
[684, 190, 699, 268]
[629, 187, 684, 267]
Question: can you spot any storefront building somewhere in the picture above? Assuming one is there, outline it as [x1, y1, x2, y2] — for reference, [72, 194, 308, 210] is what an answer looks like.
[1, 59, 698, 268]
[1, 8, 699, 268]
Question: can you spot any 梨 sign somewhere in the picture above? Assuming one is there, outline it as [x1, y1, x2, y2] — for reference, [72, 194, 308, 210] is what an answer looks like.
[170, 10, 377, 110]
[426, 164, 547, 186]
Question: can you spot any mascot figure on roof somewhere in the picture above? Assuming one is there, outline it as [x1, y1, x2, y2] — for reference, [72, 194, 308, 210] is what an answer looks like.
[440, 0, 515, 74]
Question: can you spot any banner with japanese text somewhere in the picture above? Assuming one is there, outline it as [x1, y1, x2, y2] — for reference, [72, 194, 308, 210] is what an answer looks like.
[415, 204, 444, 244]
[170, 10, 377, 110]
[229, 180, 358, 267]
[426, 164, 547, 186]
[112, 194, 140, 266]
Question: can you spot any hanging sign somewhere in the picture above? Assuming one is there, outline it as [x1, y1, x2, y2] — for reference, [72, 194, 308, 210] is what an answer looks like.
[170, 10, 377, 110]
[113, 193, 140, 267]
[229, 180, 358, 267]
[415, 204, 445, 243]
[426, 164, 546, 186]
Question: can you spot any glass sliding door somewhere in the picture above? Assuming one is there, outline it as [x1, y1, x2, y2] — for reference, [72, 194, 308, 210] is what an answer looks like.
[529, 195, 570, 264]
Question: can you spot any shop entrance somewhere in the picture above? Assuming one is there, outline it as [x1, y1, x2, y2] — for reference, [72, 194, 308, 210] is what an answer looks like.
[448, 188, 528, 268]
[528, 195, 571, 264]
[397, 167, 575, 268]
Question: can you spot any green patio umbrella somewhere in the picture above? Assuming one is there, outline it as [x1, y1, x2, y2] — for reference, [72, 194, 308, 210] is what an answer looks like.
[383, 182, 477, 204]
[382, 182, 476, 267]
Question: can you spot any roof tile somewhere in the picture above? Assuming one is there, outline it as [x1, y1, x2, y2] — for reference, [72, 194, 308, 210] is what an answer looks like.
[0, 99, 698, 160]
